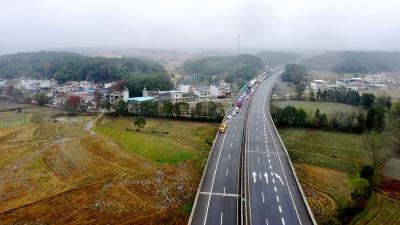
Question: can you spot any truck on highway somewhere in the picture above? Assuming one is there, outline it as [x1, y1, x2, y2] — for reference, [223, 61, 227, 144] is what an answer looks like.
[236, 97, 243, 108]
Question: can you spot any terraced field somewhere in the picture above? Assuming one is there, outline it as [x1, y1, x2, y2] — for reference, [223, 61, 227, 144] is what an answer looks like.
[351, 193, 400, 225]
[0, 112, 31, 128]
[280, 128, 369, 175]
[278, 128, 400, 224]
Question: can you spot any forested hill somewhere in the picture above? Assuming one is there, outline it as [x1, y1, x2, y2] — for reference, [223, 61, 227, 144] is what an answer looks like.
[255, 51, 300, 66]
[301, 51, 400, 73]
[0, 51, 166, 83]
[182, 54, 263, 84]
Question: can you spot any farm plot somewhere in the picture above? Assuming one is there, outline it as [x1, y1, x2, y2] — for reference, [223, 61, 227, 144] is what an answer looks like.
[272, 100, 362, 119]
[0, 112, 31, 129]
[279, 128, 370, 171]
[0, 114, 217, 224]
[351, 193, 400, 225]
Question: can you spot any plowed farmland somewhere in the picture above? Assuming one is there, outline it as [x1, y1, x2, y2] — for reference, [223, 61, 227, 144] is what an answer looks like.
[0, 108, 217, 224]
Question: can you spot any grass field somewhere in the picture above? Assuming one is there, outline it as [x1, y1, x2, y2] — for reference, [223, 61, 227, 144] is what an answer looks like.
[95, 117, 217, 164]
[272, 100, 362, 118]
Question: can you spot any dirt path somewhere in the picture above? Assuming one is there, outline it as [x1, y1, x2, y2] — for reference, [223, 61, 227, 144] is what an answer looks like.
[85, 114, 102, 136]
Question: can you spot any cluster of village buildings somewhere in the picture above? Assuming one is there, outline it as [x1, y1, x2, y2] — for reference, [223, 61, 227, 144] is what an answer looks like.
[0, 77, 232, 112]
[310, 73, 400, 91]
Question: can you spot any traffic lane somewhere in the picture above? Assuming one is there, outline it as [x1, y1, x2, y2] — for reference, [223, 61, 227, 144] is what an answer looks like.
[200, 111, 241, 193]
[265, 118, 313, 224]
[205, 195, 238, 225]
[249, 80, 303, 225]
[191, 194, 211, 225]
[199, 130, 226, 192]
[247, 151, 282, 225]
[211, 119, 243, 194]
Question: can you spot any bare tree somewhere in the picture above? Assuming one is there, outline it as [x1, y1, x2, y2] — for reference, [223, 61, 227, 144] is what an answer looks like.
[363, 132, 385, 168]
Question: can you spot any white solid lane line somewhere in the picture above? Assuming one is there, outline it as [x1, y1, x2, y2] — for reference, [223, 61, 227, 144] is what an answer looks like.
[202, 129, 228, 225]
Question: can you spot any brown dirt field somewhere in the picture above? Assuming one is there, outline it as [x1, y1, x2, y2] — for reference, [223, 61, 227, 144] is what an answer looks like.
[294, 163, 351, 222]
[0, 109, 212, 224]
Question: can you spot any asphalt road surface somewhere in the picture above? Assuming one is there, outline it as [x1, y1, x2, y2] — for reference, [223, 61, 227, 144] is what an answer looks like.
[190, 69, 314, 225]
[189, 92, 251, 225]
[244, 71, 313, 225]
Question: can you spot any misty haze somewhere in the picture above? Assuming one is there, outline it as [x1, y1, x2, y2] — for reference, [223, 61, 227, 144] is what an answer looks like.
[0, 1, 400, 225]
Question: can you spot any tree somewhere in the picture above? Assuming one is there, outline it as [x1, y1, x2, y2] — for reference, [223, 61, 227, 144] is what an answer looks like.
[295, 108, 307, 127]
[134, 116, 146, 128]
[162, 101, 174, 117]
[354, 113, 365, 132]
[360, 165, 375, 182]
[99, 100, 111, 112]
[64, 95, 81, 113]
[350, 177, 371, 208]
[115, 100, 127, 116]
[207, 101, 217, 119]
[295, 83, 306, 100]
[365, 108, 377, 130]
[361, 93, 376, 109]
[309, 89, 315, 101]
[281, 64, 307, 84]
[377, 95, 392, 110]
[94, 89, 101, 111]
[363, 132, 385, 168]
[316, 88, 322, 101]
[34, 93, 49, 106]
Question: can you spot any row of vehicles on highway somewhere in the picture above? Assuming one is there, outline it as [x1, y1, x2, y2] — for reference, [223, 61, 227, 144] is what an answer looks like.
[218, 69, 276, 133]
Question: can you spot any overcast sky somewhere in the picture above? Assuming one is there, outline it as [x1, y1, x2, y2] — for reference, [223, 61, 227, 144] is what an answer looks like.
[1, 0, 400, 53]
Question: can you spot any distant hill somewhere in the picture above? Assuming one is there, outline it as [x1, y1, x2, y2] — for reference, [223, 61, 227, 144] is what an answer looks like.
[301, 51, 400, 73]
[0, 51, 166, 83]
[255, 51, 300, 66]
[182, 54, 263, 84]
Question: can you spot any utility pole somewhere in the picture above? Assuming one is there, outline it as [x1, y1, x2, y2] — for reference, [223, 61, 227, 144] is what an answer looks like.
[237, 34, 241, 56]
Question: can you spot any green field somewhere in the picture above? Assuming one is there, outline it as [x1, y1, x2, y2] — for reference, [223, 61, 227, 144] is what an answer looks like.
[0, 112, 31, 128]
[279, 128, 370, 174]
[272, 100, 362, 118]
[95, 117, 218, 164]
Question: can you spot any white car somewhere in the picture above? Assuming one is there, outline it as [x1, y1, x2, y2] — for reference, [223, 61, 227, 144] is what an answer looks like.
[232, 111, 237, 116]
[227, 115, 232, 119]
